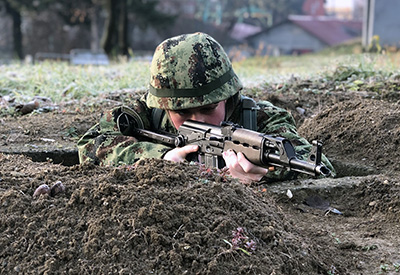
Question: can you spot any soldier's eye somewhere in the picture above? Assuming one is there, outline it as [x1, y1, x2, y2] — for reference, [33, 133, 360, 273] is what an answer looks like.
[175, 110, 189, 116]
[200, 104, 218, 114]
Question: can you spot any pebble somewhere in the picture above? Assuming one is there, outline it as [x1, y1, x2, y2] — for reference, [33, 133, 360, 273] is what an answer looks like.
[286, 189, 293, 199]
[33, 184, 50, 198]
[50, 181, 66, 197]
[296, 107, 305, 115]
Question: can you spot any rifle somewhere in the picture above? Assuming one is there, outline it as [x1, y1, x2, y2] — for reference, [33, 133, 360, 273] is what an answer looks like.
[117, 110, 330, 177]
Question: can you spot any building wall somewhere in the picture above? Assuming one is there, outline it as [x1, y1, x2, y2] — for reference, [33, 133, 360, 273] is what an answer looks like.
[249, 23, 326, 55]
[373, 0, 400, 47]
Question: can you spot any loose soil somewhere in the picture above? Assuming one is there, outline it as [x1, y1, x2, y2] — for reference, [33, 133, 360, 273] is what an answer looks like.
[1, 86, 400, 274]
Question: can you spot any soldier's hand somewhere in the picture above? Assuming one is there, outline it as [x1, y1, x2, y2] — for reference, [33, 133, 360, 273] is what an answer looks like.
[222, 149, 269, 184]
[164, 145, 199, 163]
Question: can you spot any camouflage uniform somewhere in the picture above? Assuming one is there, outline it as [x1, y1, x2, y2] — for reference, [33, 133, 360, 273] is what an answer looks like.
[77, 32, 336, 180]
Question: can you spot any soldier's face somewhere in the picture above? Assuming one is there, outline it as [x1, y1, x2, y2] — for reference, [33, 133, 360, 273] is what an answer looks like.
[168, 101, 226, 129]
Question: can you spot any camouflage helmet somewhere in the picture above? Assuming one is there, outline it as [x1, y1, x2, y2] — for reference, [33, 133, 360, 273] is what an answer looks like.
[146, 32, 243, 110]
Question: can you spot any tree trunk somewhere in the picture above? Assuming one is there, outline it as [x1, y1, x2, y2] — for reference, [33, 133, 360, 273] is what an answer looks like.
[90, 5, 100, 52]
[118, 0, 129, 56]
[101, 0, 118, 56]
[101, 0, 129, 57]
[5, 1, 23, 60]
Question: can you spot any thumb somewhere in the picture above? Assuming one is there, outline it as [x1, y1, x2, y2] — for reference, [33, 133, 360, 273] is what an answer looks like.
[182, 144, 199, 154]
[164, 145, 199, 162]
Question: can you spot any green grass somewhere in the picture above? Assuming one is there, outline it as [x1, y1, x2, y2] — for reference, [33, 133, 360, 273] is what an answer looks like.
[1, 49, 400, 107]
[0, 60, 150, 103]
[234, 51, 400, 87]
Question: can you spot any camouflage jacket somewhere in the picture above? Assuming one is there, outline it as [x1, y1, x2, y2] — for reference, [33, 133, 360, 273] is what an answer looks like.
[77, 95, 336, 180]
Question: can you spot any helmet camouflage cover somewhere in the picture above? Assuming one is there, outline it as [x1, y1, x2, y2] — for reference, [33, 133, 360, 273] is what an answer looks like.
[146, 32, 243, 110]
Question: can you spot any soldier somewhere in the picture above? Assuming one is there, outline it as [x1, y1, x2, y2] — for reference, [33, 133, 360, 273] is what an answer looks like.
[78, 32, 335, 184]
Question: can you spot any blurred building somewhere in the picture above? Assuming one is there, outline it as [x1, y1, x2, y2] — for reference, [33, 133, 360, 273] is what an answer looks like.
[247, 15, 362, 55]
[364, 0, 400, 49]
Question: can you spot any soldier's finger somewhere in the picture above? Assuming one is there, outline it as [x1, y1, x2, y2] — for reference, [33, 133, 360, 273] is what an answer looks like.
[237, 152, 268, 175]
[164, 145, 198, 162]
[175, 145, 199, 160]
[181, 145, 199, 154]
[222, 149, 243, 172]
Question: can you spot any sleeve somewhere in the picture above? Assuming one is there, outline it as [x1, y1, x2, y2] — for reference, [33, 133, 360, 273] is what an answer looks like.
[77, 100, 171, 166]
[256, 101, 336, 181]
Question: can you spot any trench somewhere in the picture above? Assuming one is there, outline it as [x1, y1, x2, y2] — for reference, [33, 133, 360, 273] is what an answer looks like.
[267, 158, 380, 215]
[1, 148, 79, 167]
[2, 147, 379, 214]
[21, 149, 79, 166]
[3, 147, 377, 178]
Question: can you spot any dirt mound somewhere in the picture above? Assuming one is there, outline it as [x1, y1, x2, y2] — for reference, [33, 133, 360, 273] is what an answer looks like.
[350, 177, 400, 223]
[1, 155, 345, 274]
[299, 99, 400, 174]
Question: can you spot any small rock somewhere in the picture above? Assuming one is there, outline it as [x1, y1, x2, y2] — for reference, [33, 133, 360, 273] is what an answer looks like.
[369, 201, 377, 207]
[50, 181, 66, 197]
[286, 189, 293, 199]
[296, 107, 305, 115]
[33, 184, 50, 198]
[16, 100, 40, 115]
[383, 180, 389, 185]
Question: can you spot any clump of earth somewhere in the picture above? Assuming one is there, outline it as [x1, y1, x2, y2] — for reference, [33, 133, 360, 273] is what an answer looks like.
[1, 76, 400, 274]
